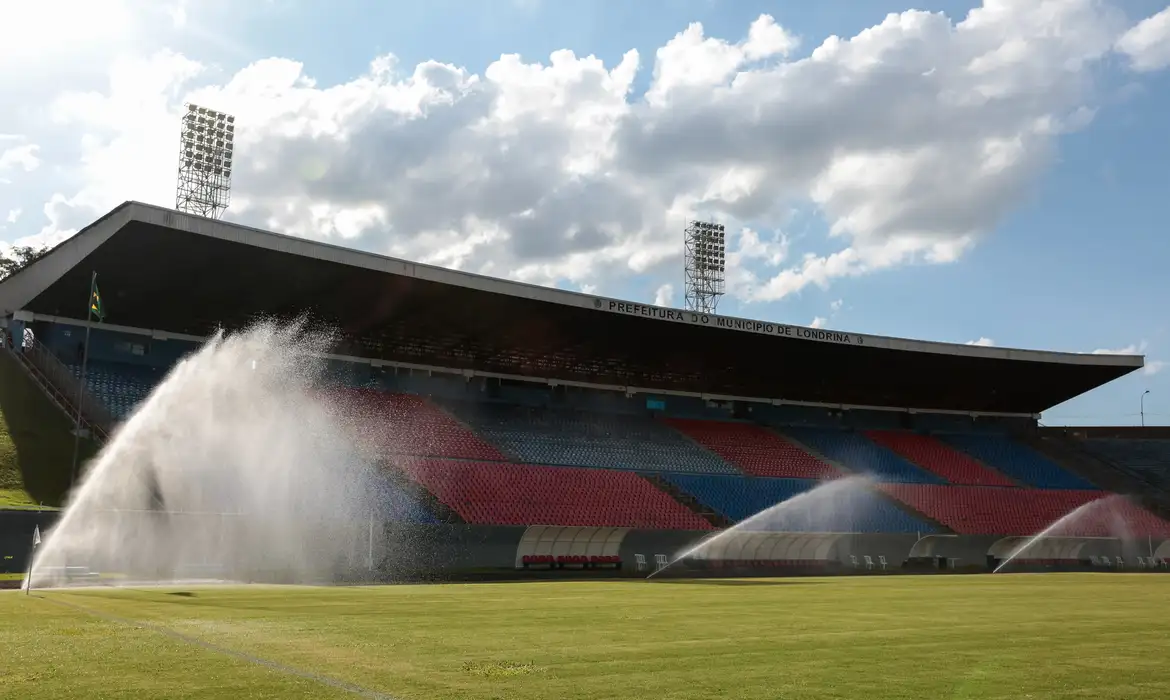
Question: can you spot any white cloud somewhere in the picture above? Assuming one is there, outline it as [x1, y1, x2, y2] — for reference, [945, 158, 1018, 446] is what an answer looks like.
[808, 299, 843, 330]
[1089, 340, 1164, 375]
[0, 144, 40, 173]
[653, 283, 674, 307]
[5, 209, 20, 225]
[647, 15, 799, 108]
[1091, 341, 1147, 355]
[966, 337, 996, 347]
[0, 1, 135, 64]
[4, 0, 1169, 303]
[1116, 6, 1170, 72]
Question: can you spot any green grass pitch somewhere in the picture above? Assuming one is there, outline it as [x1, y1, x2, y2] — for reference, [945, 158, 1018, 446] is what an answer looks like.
[2, 574, 1168, 699]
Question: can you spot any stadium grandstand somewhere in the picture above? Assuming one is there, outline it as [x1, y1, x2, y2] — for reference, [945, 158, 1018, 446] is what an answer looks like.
[3, 201, 1170, 578]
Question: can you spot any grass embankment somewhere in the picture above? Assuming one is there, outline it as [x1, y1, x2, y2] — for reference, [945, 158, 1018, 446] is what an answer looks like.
[0, 350, 98, 509]
[2, 574, 1169, 699]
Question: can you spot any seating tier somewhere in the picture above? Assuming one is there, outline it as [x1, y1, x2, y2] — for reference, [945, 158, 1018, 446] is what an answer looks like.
[70, 361, 160, 420]
[400, 459, 715, 530]
[942, 434, 1096, 489]
[343, 390, 508, 461]
[881, 484, 1170, 536]
[866, 431, 1016, 486]
[441, 402, 737, 474]
[781, 428, 942, 483]
[664, 473, 935, 534]
[666, 419, 841, 479]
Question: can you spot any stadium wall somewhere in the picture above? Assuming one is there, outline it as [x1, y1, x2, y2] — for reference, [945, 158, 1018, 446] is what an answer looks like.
[5, 512, 1167, 581]
[0, 509, 56, 575]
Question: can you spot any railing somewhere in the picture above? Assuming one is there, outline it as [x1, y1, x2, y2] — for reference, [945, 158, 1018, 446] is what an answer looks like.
[5, 340, 112, 441]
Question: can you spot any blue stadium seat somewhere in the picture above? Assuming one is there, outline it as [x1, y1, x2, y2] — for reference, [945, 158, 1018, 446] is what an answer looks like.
[942, 434, 1096, 489]
[382, 483, 439, 524]
[780, 428, 943, 484]
[664, 473, 934, 533]
[440, 401, 738, 474]
[70, 361, 163, 420]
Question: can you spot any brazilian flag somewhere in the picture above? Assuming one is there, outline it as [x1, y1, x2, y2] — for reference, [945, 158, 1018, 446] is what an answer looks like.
[89, 283, 105, 321]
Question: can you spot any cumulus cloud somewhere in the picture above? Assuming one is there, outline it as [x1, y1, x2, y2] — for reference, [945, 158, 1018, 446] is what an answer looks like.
[5, 1, 1169, 302]
[1145, 360, 1166, 376]
[809, 316, 828, 329]
[1091, 341, 1146, 355]
[0, 144, 40, 173]
[1116, 6, 1170, 72]
[966, 337, 996, 347]
[830, 299, 844, 313]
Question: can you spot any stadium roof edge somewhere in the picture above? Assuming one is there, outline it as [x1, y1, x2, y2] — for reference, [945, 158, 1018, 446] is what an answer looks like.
[0, 200, 1144, 372]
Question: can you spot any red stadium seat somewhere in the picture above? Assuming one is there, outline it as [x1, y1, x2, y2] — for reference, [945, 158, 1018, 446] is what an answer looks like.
[881, 484, 1170, 536]
[666, 419, 842, 479]
[866, 431, 1016, 486]
[396, 459, 715, 530]
[337, 389, 508, 461]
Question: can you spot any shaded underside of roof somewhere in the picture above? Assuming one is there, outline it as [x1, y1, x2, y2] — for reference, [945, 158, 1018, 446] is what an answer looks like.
[3, 209, 1141, 415]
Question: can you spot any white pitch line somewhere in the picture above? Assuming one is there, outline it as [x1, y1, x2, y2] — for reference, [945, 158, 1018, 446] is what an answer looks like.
[35, 593, 398, 700]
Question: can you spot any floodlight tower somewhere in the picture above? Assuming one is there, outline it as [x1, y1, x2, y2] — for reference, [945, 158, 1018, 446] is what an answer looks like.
[683, 219, 726, 313]
[175, 103, 235, 219]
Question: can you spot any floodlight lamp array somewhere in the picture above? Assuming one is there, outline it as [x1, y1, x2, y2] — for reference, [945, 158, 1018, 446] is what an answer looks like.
[180, 104, 236, 178]
[689, 221, 725, 272]
[683, 219, 727, 313]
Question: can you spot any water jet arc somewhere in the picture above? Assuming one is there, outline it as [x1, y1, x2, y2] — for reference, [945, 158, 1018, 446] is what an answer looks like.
[992, 494, 1129, 573]
[648, 475, 875, 579]
[26, 321, 383, 589]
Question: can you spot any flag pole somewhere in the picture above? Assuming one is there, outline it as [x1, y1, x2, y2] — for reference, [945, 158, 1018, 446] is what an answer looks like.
[69, 272, 96, 487]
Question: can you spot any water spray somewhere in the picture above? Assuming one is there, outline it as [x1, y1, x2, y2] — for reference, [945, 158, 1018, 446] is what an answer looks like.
[25, 321, 382, 589]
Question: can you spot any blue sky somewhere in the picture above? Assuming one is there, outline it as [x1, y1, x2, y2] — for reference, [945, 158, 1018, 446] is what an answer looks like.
[1, 0, 1169, 425]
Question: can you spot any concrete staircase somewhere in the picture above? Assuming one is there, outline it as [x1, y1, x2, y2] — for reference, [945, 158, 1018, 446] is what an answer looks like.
[10, 339, 112, 440]
[641, 472, 734, 529]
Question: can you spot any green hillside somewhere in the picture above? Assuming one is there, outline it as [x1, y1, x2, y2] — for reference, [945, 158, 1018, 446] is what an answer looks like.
[0, 350, 98, 509]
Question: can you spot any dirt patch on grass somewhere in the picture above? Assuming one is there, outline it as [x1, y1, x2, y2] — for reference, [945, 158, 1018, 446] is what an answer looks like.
[462, 660, 544, 679]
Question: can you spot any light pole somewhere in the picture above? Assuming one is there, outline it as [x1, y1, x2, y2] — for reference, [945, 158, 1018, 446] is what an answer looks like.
[1141, 390, 1150, 427]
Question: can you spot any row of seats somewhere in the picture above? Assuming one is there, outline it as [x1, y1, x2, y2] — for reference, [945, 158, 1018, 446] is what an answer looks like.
[881, 484, 1170, 536]
[340, 390, 507, 461]
[441, 401, 738, 474]
[865, 431, 1016, 486]
[70, 361, 160, 419]
[663, 473, 935, 534]
[942, 434, 1096, 489]
[396, 459, 715, 530]
[782, 427, 943, 484]
[666, 419, 841, 479]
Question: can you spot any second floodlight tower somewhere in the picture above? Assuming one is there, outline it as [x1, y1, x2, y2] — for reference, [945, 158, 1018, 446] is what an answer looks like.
[684, 220, 726, 314]
[175, 104, 236, 219]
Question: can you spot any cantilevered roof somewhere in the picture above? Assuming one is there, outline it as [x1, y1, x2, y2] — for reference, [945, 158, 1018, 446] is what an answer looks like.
[0, 202, 1144, 414]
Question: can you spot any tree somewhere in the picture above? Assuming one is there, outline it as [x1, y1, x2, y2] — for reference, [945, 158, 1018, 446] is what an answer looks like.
[0, 245, 49, 281]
